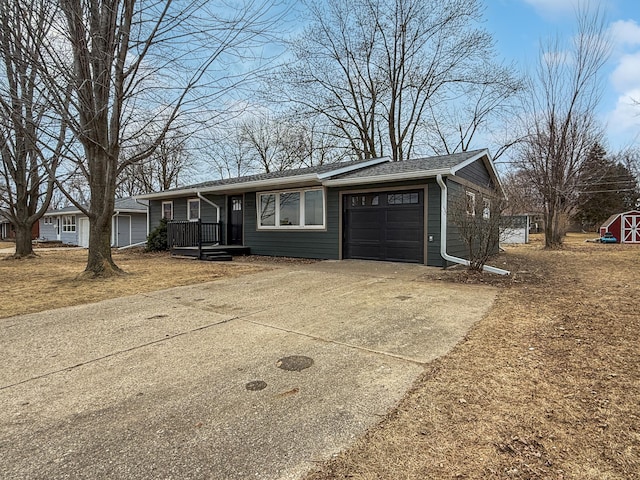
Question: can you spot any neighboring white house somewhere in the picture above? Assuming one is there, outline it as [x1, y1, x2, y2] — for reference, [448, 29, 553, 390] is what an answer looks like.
[39, 197, 148, 248]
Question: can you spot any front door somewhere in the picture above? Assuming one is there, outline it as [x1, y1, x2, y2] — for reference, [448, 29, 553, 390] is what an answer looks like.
[228, 195, 243, 245]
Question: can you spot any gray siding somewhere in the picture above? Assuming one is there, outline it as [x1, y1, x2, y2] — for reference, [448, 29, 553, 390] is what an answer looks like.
[244, 190, 340, 259]
[39, 221, 57, 241]
[149, 195, 226, 234]
[457, 159, 494, 189]
[445, 179, 500, 261]
[426, 181, 444, 267]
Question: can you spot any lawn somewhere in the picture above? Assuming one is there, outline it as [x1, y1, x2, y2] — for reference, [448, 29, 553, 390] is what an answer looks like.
[305, 233, 639, 479]
[0, 247, 265, 318]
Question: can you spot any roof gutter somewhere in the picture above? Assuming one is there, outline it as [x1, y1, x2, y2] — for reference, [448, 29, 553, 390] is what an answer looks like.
[436, 174, 509, 276]
[197, 192, 220, 223]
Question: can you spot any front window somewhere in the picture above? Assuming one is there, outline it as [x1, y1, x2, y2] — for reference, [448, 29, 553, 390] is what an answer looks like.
[162, 201, 173, 220]
[187, 199, 200, 221]
[279, 192, 300, 226]
[44, 217, 52, 225]
[62, 215, 76, 232]
[258, 188, 325, 229]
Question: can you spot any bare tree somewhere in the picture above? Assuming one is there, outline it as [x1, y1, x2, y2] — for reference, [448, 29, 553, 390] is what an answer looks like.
[448, 184, 506, 272]
[37, 0, 284, 276]
[117, 130, 195, 196]
[515, 7, 611, 247]
[0, 0, 68, 258]
[274, 0, 508, 162]
[423, 65, 523, 160]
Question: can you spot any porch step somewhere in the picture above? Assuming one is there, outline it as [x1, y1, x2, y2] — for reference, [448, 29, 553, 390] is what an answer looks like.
[201, 251, 233, 262]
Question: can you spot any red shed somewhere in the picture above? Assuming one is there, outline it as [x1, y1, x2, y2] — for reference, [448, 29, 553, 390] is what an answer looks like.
[599, 210, 640, 243]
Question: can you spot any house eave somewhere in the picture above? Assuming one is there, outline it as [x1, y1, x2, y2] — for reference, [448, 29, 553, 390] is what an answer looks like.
[321, 168, 452, 187]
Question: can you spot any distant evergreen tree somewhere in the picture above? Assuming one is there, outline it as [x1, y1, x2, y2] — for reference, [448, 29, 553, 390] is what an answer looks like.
[574, 144, 639, 230]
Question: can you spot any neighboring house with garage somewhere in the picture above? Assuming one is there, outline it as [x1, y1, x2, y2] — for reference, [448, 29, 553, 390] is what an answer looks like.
[39, 197, 148, 247]
[599, 210, 640, 243]
[137, 149, 506, 271]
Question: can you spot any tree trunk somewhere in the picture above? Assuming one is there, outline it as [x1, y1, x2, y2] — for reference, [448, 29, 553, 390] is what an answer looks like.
[13, 222, 35, 258]
[82, 151, 122, 277]
[83, 211, 122, 277]
[544, 201, 564, 248]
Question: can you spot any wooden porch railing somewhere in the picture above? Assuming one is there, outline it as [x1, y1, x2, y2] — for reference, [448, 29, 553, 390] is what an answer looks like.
[167, 220, 221, 258]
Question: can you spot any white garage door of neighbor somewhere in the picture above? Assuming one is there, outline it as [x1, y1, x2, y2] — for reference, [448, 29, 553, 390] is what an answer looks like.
[78, 217, 90, 247]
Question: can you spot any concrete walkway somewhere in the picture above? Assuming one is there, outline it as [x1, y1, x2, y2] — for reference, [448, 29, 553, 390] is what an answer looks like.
[0, 260, 496, 480]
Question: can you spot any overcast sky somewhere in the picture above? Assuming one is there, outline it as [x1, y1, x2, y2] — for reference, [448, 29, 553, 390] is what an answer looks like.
[485, 0, 640, 153]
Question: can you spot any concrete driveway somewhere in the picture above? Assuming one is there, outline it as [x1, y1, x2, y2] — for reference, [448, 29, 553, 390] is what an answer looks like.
[0, 260, 496, 479]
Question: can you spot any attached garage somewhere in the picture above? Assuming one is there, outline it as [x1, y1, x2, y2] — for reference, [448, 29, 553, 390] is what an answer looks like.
[343, 190, 424, 263]
[600, 210, 640, 243]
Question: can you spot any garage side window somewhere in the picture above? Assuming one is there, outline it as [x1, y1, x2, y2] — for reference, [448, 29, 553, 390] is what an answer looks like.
[466, 191, 476, 216]
[258, 189, 325, 229]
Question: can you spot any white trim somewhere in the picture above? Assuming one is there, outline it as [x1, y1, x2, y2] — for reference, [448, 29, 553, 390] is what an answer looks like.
[466, 191, 476, 216]
[161, 201, 174, 220]
[622, 213, 640, 243]
[62, 215, 76, 233]
[256, 187, 326, 230]
[449, 149, 489, 174]
[187, 198, 200, 221]
[482, 197, 491, 220]
[449, 149, 505, 195]
[322, 168, 452, 187]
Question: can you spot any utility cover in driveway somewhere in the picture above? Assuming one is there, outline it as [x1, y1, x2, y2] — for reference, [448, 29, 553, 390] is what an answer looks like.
[343, 190, 424, 263]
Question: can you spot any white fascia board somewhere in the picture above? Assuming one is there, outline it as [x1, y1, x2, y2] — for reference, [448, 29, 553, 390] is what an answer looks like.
[316, 157, 391, 180]
[135, 174, 322, 200]
[44, 209, 81, 216]
[321, 168, 452, 187]
[449, 149, 506, 195]
[449, 149, 490, 174]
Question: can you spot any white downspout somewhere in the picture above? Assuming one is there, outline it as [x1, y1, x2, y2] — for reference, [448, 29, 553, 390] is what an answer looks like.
[436, 174, 510, 276]
[197, 192, 220, 223]
[112, 211, 120, 247]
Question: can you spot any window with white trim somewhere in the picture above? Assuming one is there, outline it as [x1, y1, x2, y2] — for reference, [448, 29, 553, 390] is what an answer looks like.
[162, 201, 173, 220]
[62, 215, 76, 232]
[482, 198, 491, 219]
[257, 188, 325, 229]
[187, 199, 200, 221]
[466, 191, 476, 216]
[44, 217, 52, 225]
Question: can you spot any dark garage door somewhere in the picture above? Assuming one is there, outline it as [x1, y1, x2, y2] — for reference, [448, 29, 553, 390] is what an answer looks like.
[343, 190, 424, 263]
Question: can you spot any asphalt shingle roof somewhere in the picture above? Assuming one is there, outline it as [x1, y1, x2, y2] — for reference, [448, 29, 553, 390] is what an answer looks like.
[164, 157, 385, 192]
[45, 197, 147, 215]
[329, 150, 486, 180]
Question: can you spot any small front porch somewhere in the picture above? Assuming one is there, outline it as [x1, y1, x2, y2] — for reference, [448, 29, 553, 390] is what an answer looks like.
[167, 220, 249, 261]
